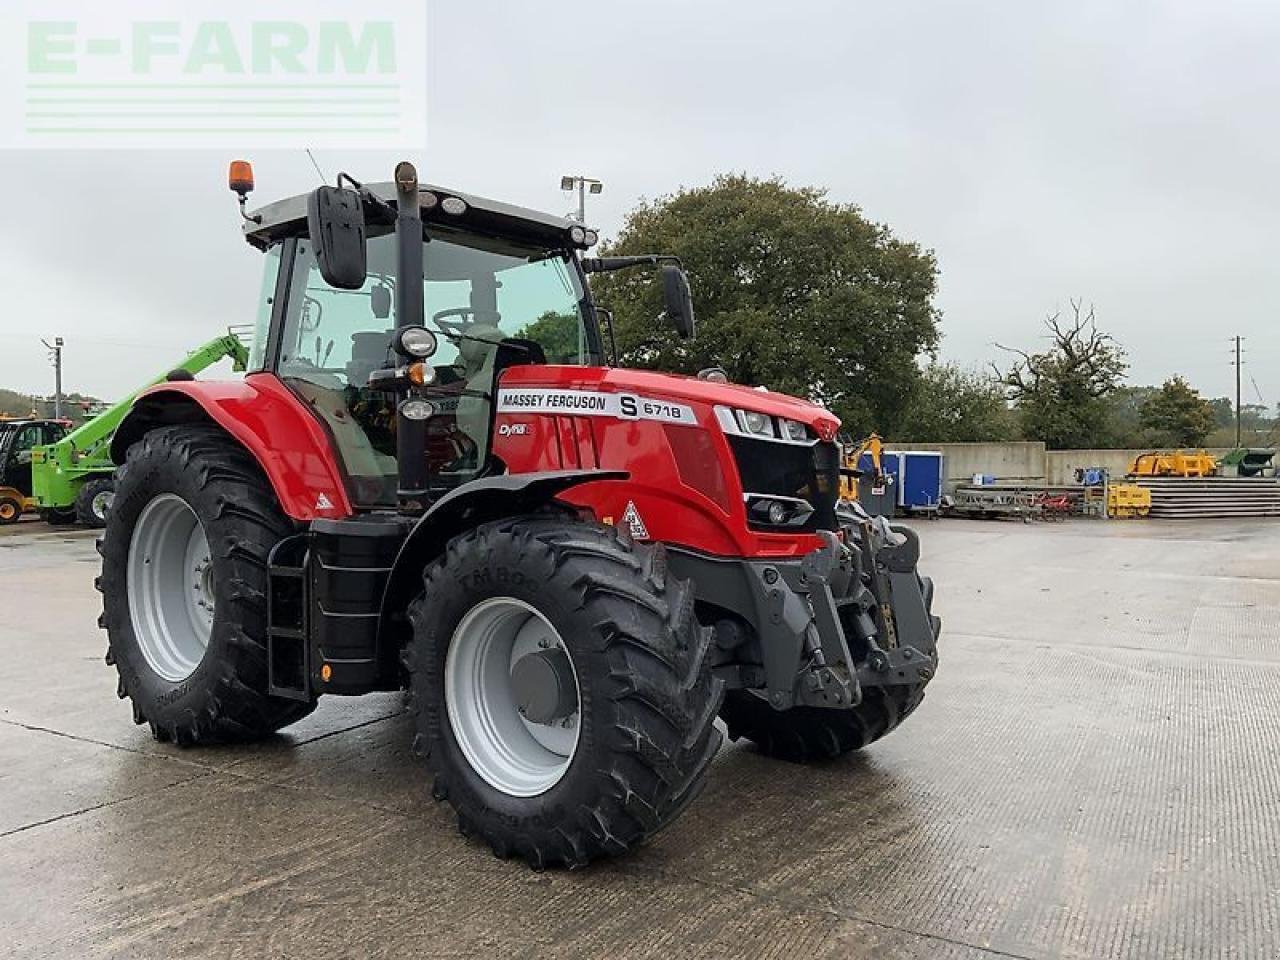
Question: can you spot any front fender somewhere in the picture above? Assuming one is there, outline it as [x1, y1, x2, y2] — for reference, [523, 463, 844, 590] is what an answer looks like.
[376, 469, 628, 663]
[110, 373, 353, 521]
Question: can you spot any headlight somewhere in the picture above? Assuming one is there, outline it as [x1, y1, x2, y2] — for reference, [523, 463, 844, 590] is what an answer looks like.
[400, 399, 435, 420]
[395, 326, 439, 358]
[745, 494, 815, 528]
[714, 405, 817, 444]
[737, 409, 775, 437]
[779, 418, 809, 442]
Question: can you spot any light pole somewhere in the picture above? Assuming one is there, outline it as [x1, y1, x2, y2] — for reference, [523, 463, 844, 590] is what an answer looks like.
[560, 175, 602, 222]
[41, 336, 63, 420]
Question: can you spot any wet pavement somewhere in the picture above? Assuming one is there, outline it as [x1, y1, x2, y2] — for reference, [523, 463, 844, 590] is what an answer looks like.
[2, 515, 1279, 959]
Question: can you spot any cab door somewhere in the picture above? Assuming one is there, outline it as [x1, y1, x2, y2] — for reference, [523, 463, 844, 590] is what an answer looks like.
[5, 424, 42, 496]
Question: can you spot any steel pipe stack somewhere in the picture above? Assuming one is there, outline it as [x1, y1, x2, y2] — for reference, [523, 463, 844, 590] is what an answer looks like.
[1133, 476, 1280, 519]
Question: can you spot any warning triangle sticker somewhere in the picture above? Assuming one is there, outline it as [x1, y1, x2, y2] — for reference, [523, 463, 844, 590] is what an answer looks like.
[621, 501, 649, 540]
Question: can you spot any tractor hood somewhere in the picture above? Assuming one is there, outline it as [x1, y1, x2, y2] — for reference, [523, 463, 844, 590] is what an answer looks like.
[498, 366, 841, 441]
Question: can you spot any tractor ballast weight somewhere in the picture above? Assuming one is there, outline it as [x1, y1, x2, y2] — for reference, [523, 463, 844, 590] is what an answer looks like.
[98, 161, 940, 867]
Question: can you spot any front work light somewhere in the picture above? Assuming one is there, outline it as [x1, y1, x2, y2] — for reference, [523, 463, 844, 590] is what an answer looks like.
[395, 326, 438, 359]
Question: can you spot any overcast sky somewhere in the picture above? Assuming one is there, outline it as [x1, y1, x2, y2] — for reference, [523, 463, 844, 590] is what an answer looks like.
[2, 0, 1277, 409]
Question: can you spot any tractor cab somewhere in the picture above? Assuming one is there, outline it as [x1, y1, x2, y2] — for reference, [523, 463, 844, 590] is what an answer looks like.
[236, 169, 664, 512]
[0, 422, 66, 496]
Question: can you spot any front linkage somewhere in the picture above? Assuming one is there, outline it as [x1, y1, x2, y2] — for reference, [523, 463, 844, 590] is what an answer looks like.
[677, 500, 940, 717]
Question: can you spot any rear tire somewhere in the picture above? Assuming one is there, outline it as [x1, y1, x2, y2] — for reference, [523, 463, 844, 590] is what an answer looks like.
[98, 425, 315, 744]
[404, 517, 723, 868]
[75, 476, 115, 528]
[720, 683, 927, 763]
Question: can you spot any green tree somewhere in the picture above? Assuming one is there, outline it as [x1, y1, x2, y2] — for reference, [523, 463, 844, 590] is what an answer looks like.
[894, 363, 1015, 442]
[517, 310, 582, 364]
[1207, 397, 1234, 430]
[995, 301, 1128, 449]
[0, 389, 38, 419]
[1104, 385, 1159, 447]
[592, 175, 941, 435]
[1138, 376, 1216, 447]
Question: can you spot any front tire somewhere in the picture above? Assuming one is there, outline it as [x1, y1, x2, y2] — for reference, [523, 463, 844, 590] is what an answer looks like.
[98, 425, 315, 744]
[75, 475, 115, 528]
[404, 517, 723, 868]
[0, 497, 21, 524]
[719, 683, 927, 763]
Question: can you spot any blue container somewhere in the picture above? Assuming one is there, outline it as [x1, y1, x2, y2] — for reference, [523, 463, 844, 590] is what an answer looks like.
[856, 450, 902, 489]
[895, 451, 944, 510]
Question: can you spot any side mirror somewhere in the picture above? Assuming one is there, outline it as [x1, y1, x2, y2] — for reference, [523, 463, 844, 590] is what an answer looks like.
[307, 186, 367, 290]
[661, 264, 696, 339]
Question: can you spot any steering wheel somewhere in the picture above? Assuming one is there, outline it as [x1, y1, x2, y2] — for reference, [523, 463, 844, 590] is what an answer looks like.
[430, 308, 530, 358]
[431, 307, 481, 341]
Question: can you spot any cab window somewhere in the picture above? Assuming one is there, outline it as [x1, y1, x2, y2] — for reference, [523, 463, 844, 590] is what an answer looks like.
[275, 229, 592, 507]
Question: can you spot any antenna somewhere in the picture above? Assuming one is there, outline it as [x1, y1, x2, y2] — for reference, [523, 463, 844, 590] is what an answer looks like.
[305, 148, 328, 184]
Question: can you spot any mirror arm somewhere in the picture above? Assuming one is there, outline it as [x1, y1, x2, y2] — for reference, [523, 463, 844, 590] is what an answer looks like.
[597, 307, 619, 366]
[581, 254, 682, 274]
[337, 171, 397, 219]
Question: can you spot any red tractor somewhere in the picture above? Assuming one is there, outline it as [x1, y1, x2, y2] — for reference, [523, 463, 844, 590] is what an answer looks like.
[98, 161, 940, 867]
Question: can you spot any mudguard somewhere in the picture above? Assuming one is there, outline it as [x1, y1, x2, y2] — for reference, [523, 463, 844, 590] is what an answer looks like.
[376, 469, 628, 662]
[110, 373, 353, 521]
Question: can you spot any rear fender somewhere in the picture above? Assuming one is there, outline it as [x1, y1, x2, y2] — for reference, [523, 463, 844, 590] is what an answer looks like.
[376, 469, 627, 668]
[110, 374, 353, 521]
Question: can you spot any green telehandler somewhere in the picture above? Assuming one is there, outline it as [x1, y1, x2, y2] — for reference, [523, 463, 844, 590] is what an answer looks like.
[31, 332, 250, 527]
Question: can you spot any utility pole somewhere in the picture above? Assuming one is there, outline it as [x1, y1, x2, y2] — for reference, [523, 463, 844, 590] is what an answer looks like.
[559, 175, 603, 222]
[1229, 335, 1245, 449]
[41, 337, 63, 420]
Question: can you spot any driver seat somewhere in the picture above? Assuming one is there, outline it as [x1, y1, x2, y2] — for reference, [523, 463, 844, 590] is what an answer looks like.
[455, 332, 546, 459]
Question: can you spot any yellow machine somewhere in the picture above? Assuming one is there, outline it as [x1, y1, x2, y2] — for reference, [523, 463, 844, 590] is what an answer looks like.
[839, 433, 885, 501]
[0, 487, 33, 524]
[1128, 450, 1217, 478]
[1107, 483, 1151, 518]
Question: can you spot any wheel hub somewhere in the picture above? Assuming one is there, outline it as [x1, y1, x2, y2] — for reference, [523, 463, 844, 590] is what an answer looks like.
[444, 597, 581, 797]
[91, 489, 114, 521]
[510, 648, 578, 725]
[126, 494, 214, 683]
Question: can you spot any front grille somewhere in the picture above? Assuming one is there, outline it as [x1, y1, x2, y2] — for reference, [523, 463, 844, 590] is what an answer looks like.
[728, 436, 840, 531]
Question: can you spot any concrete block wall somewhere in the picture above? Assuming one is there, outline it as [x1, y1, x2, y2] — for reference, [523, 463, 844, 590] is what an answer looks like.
[1044, 448, 1233, 486]
[885, 442, 1046, 489]
[885, 443, 1235, 491]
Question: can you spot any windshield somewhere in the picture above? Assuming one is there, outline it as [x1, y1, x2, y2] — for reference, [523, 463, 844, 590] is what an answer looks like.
[275, 229, 594, 506]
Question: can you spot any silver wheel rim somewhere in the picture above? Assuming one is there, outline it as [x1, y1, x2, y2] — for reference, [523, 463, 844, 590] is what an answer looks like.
[127, 494, 214, 683]
[91, 489, 113, 521]
[445, 597, 580, 797]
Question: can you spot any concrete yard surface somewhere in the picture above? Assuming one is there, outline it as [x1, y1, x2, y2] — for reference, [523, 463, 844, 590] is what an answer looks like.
[1, 515, 1279, 959]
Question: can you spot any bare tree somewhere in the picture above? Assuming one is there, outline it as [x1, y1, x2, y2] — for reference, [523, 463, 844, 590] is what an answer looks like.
[993, 300, 1127, 400]
[992, 300, 1128, 449]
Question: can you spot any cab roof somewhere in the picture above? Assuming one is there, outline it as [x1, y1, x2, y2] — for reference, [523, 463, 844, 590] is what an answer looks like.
[242, 182, 585, 252]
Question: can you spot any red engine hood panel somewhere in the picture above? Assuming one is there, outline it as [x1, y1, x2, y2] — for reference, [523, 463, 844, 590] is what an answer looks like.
[498, 366, 841, 439]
